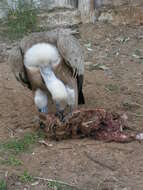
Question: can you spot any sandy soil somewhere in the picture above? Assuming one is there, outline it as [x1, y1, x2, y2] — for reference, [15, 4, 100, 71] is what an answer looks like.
[0, 23, 143, 190]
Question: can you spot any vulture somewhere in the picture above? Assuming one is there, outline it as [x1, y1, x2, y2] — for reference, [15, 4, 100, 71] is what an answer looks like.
[9, 29, 85, 120]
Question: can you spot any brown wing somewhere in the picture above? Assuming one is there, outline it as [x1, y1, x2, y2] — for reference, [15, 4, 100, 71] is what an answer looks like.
[8, 46, 30, 88]
[54, 61, 78, 109]
[57, 34, 84, 75]
[20, 31, 58, 54]
[9, 30, 59, 88]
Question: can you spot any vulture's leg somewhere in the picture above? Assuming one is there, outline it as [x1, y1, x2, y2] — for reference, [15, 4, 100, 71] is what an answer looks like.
[65, 85, 75, 117]
[34, 89, 48, 113]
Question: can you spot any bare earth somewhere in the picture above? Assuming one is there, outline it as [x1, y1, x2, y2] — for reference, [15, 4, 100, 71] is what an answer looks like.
[0, 23, 143, 190]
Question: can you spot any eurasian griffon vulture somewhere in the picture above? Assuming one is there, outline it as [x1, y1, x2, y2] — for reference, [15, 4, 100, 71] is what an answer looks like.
[9, 29, 85, 120]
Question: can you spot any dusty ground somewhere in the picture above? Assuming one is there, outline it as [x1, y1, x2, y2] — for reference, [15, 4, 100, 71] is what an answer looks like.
[0, 23, 143, 190]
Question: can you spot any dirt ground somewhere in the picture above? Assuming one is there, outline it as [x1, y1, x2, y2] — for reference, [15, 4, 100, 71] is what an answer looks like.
[0, 23, 143, 190]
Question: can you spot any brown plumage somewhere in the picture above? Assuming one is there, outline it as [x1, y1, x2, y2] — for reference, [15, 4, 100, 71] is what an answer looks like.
[9, 29, 85, 117]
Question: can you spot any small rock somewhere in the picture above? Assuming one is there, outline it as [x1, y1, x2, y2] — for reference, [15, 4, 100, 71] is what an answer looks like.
[31, 181, 39, 186]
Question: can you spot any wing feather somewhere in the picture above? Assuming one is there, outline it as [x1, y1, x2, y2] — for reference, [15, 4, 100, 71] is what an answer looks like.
[57, 34, 84, 75]
[8, 46, 30, 88]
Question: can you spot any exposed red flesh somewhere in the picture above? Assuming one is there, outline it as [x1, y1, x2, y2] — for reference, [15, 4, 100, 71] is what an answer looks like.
[39, 108, 136, 142]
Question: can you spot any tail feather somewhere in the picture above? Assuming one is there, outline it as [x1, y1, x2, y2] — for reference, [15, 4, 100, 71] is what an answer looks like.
[78, 90, 85, 104]
[77, 75, 85, 105]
